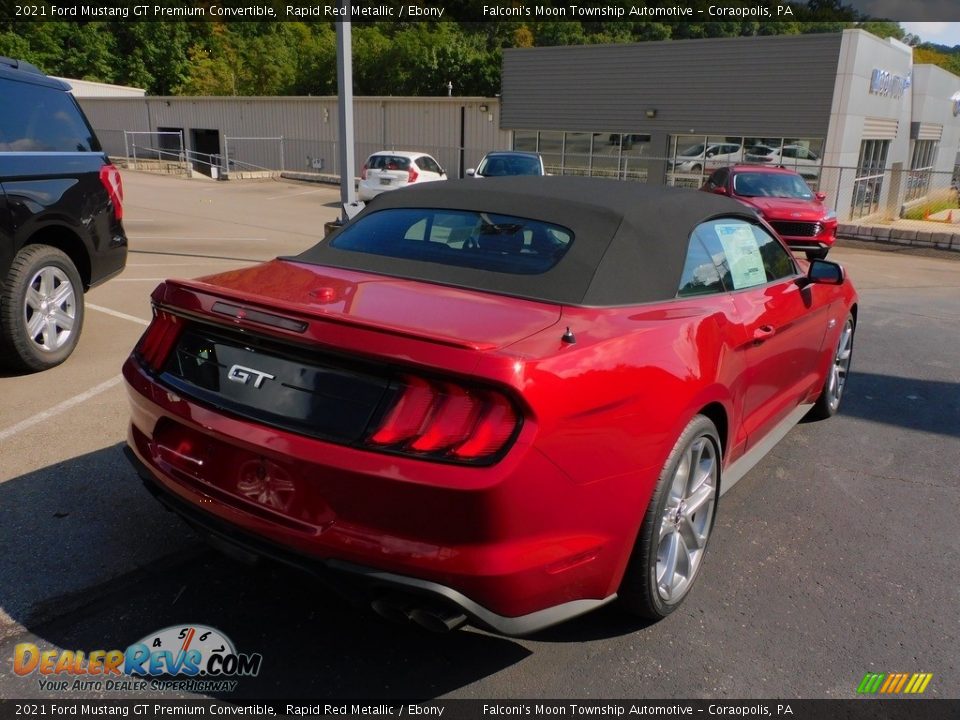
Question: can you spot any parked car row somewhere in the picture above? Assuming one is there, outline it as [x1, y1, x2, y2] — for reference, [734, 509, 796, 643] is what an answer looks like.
[671, 142, 822, 180]
[358, 148, 836, 262]
[357, 149, 549, 202]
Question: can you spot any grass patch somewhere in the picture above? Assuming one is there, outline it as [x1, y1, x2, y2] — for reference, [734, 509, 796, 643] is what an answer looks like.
[903, 195, 959, 221]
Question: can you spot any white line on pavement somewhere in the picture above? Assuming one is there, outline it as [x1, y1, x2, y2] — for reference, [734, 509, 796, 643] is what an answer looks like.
[87, 303, 151, 326]
[127, 262, 230, 267]
[265, 188, 326, 201]
[0, 375, 124, 443]
[127, 236, 269, 241]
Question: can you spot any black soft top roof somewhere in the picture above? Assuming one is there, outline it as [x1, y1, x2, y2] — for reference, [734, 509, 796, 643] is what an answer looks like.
[294, 176, 759, 306]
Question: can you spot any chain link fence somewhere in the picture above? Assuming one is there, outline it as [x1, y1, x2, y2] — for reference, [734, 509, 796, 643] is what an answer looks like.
[109, 127, 960, 226]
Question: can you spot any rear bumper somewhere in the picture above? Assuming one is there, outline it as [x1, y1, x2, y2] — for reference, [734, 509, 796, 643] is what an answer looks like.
[123, 356, 642, 631]
[124, 443, 615, 636]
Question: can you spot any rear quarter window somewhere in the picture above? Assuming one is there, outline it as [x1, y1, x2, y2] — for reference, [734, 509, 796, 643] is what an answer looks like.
[330, 208, 573, 275]
[0, 79, 98, 152]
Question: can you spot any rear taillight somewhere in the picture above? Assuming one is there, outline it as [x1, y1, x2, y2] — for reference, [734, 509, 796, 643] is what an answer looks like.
[99, 163, 123, 220]
[135, 310, 183, 371]
[407, 166, 419, 183]
[360, 163, 368, 180]
[368, 375, 520, 463]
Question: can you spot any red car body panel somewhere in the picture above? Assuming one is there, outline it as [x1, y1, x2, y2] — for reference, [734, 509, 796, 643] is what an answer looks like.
[702, 165, 838, 256]
[124, 257, 856, 628]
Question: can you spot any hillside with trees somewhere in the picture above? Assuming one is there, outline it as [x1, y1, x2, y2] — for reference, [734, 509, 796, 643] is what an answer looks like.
[2, 14, 953, 96]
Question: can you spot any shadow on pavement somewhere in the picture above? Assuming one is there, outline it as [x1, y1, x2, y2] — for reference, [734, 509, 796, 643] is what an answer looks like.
[0, 443, 533, 699]
[812, 371, 960, 438]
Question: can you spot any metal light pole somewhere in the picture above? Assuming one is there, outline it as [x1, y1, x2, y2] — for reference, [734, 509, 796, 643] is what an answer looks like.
[336, 14, 356, 214]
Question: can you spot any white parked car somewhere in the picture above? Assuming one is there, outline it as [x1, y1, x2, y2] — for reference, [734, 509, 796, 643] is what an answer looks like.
[672, 143, 743, 173]
[358, 151, 447, 201]
[745, 144, 822, 180]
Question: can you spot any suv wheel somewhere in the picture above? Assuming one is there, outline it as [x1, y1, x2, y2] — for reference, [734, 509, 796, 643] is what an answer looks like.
[1, 245, 85, 372]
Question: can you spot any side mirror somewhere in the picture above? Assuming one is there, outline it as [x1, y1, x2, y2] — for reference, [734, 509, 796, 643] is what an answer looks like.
[815, 191, 827, 201]
[439, 168, 446, 176]
[466, 168, 475, 176]
[805, 259, 844, 286]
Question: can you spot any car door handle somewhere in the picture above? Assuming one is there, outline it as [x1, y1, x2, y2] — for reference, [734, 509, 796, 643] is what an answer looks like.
[752, 325, 776, 341]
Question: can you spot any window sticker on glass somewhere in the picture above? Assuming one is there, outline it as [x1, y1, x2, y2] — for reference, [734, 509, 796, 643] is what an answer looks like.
[714, 223, 765, 289]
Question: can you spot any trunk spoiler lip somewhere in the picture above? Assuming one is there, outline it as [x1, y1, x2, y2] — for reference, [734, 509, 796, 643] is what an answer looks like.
[155, 277, 501, 351]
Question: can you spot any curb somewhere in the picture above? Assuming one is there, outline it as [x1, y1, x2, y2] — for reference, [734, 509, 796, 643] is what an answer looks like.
[837, 223, 960, 252]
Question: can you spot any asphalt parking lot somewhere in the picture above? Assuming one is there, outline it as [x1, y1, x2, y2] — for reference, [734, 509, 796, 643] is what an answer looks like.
[0, 170, 958, 700]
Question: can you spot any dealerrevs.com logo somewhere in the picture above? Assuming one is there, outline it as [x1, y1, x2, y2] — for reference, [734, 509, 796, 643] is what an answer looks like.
[13, 625, 263, 693]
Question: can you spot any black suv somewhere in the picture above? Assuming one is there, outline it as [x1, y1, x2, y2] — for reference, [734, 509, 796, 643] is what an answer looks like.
[0, 57, 127, 372]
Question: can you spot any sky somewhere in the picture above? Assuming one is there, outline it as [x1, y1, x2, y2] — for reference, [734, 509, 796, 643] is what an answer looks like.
[901, 22, 960, 48]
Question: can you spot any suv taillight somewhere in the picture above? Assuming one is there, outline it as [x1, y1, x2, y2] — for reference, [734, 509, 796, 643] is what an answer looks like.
[367, 375, 520, 463]
[99, 164, 124, 220]
[360, 163, 368, 180]
[407, 166, 419, 183]
[135, 310, 183, 371]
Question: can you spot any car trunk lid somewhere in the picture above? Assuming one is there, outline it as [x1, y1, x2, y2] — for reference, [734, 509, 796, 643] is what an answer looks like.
[164, 259, 561, 351]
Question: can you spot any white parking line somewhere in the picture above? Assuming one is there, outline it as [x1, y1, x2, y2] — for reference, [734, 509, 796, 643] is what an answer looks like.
[87, 303, 151, 326]
[127, 236, 269, 241]
[0, 375, 123, 443]
[127, 262, 229, 267]
[265, 188, 327, 201]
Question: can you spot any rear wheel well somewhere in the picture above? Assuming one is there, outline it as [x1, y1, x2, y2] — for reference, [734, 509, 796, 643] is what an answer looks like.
[24, 227, 90, 289]
[698, 402, 728, 460]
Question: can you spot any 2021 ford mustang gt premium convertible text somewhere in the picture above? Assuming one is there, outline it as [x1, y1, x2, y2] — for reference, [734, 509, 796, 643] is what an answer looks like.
[123, 177, 857, 635]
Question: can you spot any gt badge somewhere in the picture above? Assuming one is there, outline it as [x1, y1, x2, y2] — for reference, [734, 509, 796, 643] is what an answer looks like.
[227, 364, 275, 388]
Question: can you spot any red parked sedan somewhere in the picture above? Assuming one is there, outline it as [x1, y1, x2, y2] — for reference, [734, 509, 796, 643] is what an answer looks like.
[123, 178, 857, 635]
[702, 165, 838, 259]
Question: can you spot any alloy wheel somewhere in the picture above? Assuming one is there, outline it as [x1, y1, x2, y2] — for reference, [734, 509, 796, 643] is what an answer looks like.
[23, 266, 77, 352]
[656, 435, 718, 602]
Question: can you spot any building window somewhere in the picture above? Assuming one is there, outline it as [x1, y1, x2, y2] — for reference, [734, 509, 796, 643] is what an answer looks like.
[512, 129, 651, 180]
[513, 131, 537, 153]
[906, 139, 939, 202]
[562, 132, 593, 176]
[666, 135, 823, 188]
[537, 131, 563, 175]
[851, 139, 890, 219]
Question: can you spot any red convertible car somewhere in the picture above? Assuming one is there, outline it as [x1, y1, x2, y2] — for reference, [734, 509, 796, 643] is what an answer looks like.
[123, 178, 857, 635]
[701, 165, 838, 260]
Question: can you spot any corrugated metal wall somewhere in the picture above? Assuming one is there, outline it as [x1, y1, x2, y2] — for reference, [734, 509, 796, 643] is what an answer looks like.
[501, 33, 844, 148]
[79, 96, 510, 177]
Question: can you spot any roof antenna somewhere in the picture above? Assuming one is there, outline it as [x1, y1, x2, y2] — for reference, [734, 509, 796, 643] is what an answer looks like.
[561, 327, 576, 344]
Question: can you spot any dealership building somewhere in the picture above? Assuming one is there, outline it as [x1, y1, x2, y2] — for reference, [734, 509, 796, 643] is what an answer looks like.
[501, 29, 960, 220]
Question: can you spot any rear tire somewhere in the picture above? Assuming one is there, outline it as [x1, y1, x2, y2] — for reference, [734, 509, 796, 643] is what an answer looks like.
[618, 415, 720, 620]
[806, 314, 854, 420]
[0, 245, 85, 372]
